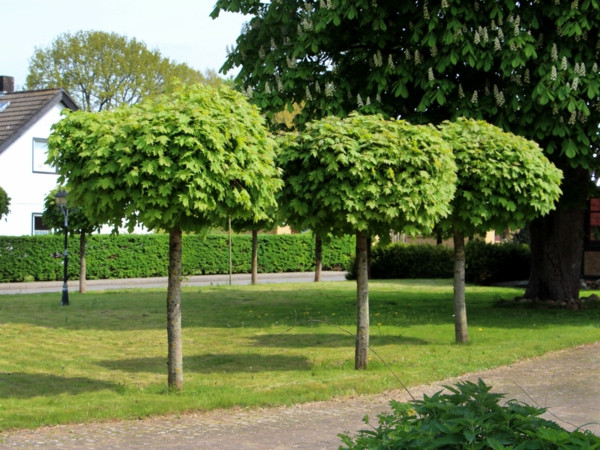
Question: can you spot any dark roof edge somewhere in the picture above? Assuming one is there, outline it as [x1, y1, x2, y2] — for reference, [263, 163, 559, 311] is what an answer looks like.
[0, 89, 79, 154]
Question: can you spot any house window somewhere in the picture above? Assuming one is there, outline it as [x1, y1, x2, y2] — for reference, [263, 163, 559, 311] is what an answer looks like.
[32, 213, 51, 235]
[588, 198, 600, 244]
[32, 138, 55, 174]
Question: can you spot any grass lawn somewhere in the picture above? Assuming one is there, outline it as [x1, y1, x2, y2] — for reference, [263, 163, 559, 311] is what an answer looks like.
[0, 279, 598, 431]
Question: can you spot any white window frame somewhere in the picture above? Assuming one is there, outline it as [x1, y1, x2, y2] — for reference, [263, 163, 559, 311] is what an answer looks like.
[32, 138, 56, 174]
[32, 213, 51, 235]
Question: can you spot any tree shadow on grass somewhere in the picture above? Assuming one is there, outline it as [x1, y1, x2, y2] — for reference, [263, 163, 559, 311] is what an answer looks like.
[250, 333, 428, 348]
[98, 353, 312, 374]
[0, 373, 118, 398]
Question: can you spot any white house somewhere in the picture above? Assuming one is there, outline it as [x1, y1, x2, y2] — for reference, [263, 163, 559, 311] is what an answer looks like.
[0, 76, 79, 236]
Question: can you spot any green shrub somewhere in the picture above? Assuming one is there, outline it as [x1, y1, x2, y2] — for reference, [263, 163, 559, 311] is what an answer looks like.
[347, 241, 530, 284]
[0, 233, 353, 282]
[339, 379, 600, 449]
[465, 240, 530, 285]
[370, 243, 454, 279]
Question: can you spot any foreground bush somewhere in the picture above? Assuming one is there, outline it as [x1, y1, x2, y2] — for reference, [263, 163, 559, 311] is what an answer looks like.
[0, 233, 353, 282]
[339, 379, 600, 449]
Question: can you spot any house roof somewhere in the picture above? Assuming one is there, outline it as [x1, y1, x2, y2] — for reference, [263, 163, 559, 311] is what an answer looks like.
[0, 88, 79, 154]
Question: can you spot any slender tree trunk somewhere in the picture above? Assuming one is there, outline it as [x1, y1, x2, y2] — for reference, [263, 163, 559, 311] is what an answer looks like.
[355, 231, 369, 370]
[367, 236, 372, 279]
[251, 229, 258, 285]
[525, 206, 585, 302]
[228, 217, 232, 286]
[314, 233, 322, 282]
[167, 227, 183, 391]
[79, 232, 86, 294]
[453, 229, 468, 344]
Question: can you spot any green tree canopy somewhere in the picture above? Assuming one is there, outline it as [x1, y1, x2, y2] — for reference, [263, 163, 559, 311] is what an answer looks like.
[0, 186, 9, 220]
[278, 113, 456, 238]
[213, 0, 600, 301]
[278, 112, 456, 368]
[48, 84, 281, 233]
[438, 118, 563, 238]
[48, 84, 282, 390]
[42, 186, 99, 237]
[27, 30, 221, 111]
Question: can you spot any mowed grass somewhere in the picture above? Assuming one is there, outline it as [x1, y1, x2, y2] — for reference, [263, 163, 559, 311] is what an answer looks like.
[0, 279, 599, 431]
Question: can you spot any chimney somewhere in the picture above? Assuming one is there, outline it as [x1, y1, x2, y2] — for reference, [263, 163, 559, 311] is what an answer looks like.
[0, 76, 15, 93]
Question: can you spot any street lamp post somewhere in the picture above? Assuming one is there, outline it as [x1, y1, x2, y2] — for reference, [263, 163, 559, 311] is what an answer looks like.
[55, 190, 69, 306]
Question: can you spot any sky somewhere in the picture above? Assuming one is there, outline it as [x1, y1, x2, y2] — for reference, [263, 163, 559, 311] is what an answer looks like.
[2, 0, 248, 90]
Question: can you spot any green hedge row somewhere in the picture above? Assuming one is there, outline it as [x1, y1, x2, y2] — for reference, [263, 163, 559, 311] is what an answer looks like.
[0, 233, 354, 283]
[351, 240, 530, 284]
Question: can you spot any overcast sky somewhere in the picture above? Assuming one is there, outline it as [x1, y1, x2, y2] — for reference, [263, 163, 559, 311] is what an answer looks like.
[2, 0, 248, 90]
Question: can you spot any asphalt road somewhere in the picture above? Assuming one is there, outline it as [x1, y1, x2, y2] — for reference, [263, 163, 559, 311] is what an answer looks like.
[0, 271, 348, 295]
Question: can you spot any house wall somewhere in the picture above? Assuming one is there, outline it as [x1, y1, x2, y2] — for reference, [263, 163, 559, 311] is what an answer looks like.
[0, 104, 62, 236]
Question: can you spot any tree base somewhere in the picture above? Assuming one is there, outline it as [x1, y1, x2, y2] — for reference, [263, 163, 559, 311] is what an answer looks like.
[496, 295, 600, 310]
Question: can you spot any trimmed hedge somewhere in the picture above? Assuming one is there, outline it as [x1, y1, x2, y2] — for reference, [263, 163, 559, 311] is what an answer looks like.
[348, 240, 530, 284]
[465, 239, 531, 285]
[0, 233, 354, 283]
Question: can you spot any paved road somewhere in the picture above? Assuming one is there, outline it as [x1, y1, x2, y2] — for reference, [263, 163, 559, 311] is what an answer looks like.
[0, 343, 598, 448]
[0, 271, 348, 295]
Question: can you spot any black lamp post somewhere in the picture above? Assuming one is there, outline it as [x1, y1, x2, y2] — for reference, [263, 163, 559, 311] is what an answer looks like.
[55, 190, 69, 306]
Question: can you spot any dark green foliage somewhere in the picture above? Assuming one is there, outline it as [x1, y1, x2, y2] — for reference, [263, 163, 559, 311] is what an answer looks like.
[347, 241, 530, 284]
[0, 186, 9, 220]
[339, 379, 600, 449]
[369, 243, 454, 280]
[0, 233, 353, 282]
[466, 240, 531, 285]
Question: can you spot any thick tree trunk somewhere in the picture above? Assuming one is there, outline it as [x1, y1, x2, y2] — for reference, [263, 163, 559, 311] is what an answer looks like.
[525, 166, 588, 302]
[167, 227, 183, 391]
[251, 229, 258, 285]
[355, 231, 369, 370]
[525, 205, 585, 301]
[79, 232, 86, 294]
[314, 233, 322, 282]
[453, 230, 468, 344]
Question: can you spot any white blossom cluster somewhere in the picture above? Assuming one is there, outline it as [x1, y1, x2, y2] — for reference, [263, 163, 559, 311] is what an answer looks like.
[428, 67, 435, 81]
[388, 55, 396, 70]
[493, 84, 505, 107]
[324, 82, 336, 97]
[373, 50, 384, 67]
[357, 94, 364, 107]
[319, 0, 334, 9]
[414, 50, 423, 65]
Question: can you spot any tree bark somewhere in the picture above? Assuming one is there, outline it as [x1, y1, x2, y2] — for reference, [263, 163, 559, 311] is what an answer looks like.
[525, 166, 588, 302]
[355, 231, 370, 370]
[79, 232, 86, 294]
[525, 205, 585, 301]
[167, 227, 183, 391]
[453, 229, 468, 344]
[314, 233, 322, 282]
[251, 229, 258, 285]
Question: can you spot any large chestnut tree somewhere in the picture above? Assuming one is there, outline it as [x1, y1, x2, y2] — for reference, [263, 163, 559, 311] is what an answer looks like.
[212, 0, 600, 302]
